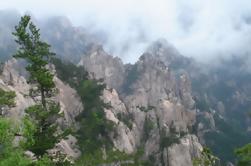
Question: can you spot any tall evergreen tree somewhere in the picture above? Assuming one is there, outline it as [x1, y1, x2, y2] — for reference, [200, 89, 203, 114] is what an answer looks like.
[12, 15, 67, 158]
[12, 15, 55, 108]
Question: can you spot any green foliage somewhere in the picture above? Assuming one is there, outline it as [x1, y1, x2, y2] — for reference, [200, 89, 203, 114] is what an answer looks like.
[53, 58, 156, 165]
[117, 112, 133, 130]
[22, 103, 62, 156]
[77, 79, 106, 110]
[0, 88, 16, 107]
[34, 154, 72, 166]
[0, 118, 65, 166]
[51, 58, 88, 88]
[35, 155, 54, 166]
[160, 134, 180, 149]
[194, 98, 210, 112]
[53, 58, 115, 155]
[131, 147, 156, 166]
[75, 147, 154, 166]
[137, 106, 155, 113]
[53, 59, 156, 165]
[0, 150, 32, 166]
[159, 126, 180, 150]
[122, 64, 140, 94]
[235, 143, 251, 166]
[13, 15, 55, 108]
[204, 114, 251, 163]
[75, 149, 108, 166]
[76, 80, 114, 153]
[21, 116, 36, 148]
[0, 118, 15, 147]
[12, 16, 71, 163]
[193, 147, 219, 166]
[0, 118, 32, 166]
[142, 116, 155, 142]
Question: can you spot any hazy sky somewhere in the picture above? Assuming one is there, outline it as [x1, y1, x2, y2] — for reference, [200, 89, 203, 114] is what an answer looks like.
[1, 0, 251, 62]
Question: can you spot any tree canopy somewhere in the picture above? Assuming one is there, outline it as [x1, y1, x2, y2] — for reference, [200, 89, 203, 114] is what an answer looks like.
[13, 15, 55, 108]
[11, 15, 70, 164]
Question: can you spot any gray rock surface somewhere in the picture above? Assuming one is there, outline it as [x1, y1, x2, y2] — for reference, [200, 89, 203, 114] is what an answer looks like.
[79, 45, 125, 90]
[1, 39, 205, 165]
[167, 135, 202, 166]
[0, 58, 83, 159]
[82, 40, 203, 166]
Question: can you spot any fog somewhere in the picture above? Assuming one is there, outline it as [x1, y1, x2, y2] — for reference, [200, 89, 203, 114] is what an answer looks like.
[1, 0, 251, 63]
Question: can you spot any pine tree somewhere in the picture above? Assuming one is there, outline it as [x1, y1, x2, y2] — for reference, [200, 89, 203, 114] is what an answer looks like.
[0, 88, 16, 115]
[12, 15, 55, 108]
[235, 143, 251, 166]
[12, 15, 68, 158]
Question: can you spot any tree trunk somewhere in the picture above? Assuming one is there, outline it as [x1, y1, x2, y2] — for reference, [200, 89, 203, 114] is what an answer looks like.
[41, 87, 46, 109]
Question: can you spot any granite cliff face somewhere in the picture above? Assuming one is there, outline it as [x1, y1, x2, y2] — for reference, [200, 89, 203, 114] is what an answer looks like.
[0, 58, 82, 158]
[0, 40, 214, 165]
[0, 59, 83, 124]
[0, 59, 34, 120]
[73, 39, 251, 164]
[1, 12, 249, 165]
[78, 40, 203, 166]
[79, 44, 125, 90]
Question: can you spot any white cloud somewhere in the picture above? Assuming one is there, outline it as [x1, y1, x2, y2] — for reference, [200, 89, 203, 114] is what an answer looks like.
[1, 0, 251, 63]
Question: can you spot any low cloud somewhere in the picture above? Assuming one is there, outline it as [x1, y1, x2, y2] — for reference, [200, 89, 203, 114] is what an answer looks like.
[1, 0, 251, 63]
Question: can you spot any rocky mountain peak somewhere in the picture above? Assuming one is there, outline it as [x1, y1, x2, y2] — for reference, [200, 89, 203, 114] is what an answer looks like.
[78, 44, 125, 90]
[142, 39, 193, 73]
[76, 40, 202, 165]
[147, 39, 179, 56]
[145, 39, 182, 66]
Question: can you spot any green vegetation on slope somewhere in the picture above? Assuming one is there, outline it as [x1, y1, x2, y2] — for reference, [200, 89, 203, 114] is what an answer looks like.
[10, 15, 71, 165]
[53, 58, 154, 165]
[235, 143, 251, 166]
[13, 15, 55, 108]
[193, 147, 220, 166]
[53, 58, 114, 153]
[0, 88, 16, 107]
[204, 114, 251, 163]
[0, 88, 61, 166]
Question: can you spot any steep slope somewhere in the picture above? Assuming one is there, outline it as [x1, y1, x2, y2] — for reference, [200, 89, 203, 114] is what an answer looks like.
[190, 55, 251, 162]
[78, 39, 203, 166]
[0, 58, 82, 159]
[79, 44, 125, 90]
[1, 11, 245, 164]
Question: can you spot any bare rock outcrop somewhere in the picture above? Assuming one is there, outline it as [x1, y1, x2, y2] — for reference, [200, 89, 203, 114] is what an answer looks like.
[167, 135, 203, 166]
[79, 45, 125, 90]
[48, 135, 81, 160]
[81, 40, 201, 165]
[0, 58, 83, 125]
[1, 38, 205, 165]
[0, 59, 34, 120]
[54, 77, 83, 125]
[0, 58, 83, 159]
[102, 89, 136, 153]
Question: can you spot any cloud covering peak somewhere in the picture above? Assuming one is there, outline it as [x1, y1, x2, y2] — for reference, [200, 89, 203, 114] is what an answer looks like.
[1, 0, 251, 63]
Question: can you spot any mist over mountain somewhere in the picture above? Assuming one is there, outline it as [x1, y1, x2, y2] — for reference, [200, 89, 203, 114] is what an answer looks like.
[1, 5, 251, 165]
[2, 0, 251, 63]
[1, 9, 251, 66]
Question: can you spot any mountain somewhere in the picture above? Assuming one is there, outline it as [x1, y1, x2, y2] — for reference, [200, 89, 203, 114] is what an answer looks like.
[78, 40, 202, 165]
[0, 47, 203, 166]
[77, 39, 251, 164]
[0, 59, 82, 159]
[0, 10, 101, 63]
[190, 55, 251, 162]
[0, 11, 251, 165]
